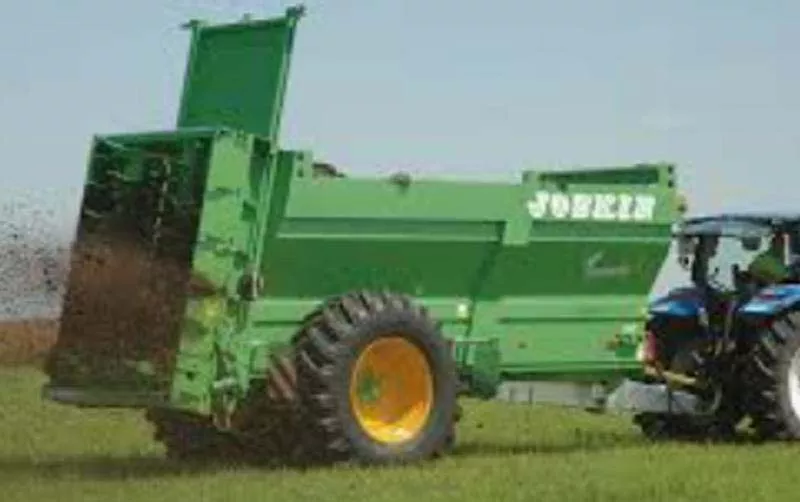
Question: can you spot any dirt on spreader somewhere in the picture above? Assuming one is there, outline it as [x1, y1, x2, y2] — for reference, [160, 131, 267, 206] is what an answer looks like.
[44, 230, 195, 382]
[0, 318, 58, 366]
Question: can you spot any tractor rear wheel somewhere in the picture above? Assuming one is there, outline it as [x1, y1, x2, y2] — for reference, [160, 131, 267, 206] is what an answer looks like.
[291, 290, 459, 466]
[745, 310, 800, 440]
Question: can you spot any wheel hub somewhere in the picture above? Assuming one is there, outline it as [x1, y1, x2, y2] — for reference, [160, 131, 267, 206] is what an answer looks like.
[349, 336, 434, 444]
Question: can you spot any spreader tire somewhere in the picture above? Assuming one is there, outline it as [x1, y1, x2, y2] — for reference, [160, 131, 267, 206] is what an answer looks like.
[292, 290, 459, 465]
[745, 309, 800, 440]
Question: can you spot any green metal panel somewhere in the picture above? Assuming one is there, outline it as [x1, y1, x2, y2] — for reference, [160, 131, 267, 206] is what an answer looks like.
[188, 130, 258, 291]
[240, 157, 680, 391]
[176, 6, 304, 140]
[465, 164, 678, 384]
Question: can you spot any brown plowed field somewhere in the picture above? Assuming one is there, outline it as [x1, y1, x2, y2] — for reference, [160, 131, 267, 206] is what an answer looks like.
[0, 318, 58, 366]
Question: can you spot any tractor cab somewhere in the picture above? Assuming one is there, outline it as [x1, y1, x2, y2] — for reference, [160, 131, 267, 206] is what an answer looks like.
[673, 213, 800, 298]
[648, 213, 800, 341]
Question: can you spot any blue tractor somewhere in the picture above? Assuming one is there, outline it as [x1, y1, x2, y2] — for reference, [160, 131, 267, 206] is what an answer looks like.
[631, 213, 800, 441]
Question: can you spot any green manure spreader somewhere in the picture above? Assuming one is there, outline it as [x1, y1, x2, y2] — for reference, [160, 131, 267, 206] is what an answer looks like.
[42, 5, 687, 466]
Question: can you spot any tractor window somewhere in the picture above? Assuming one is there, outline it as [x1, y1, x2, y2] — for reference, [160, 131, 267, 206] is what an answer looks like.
[703, 236, 768, 291]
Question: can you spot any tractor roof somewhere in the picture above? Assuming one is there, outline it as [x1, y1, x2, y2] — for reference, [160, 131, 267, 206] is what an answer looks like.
[675, 212, 800, 238]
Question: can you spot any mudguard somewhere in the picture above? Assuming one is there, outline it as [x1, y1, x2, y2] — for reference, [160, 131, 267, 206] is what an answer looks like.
[648, 287, 704, 318]
[739, 284, 800, 317]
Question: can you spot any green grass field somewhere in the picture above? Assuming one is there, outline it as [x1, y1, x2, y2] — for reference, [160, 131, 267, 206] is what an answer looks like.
[2, 366, 798, 502]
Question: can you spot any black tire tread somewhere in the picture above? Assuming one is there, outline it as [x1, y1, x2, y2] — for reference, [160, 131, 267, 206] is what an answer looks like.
[292, 290, 458, 466]
[745, 311, 800, 440]
[235, 290, 460, 467]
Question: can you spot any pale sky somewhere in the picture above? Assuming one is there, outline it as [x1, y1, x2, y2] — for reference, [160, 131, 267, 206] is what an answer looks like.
[1, 0, 798, 241]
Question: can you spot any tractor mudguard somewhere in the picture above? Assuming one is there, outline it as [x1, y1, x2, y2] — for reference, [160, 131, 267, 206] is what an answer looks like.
[648, 286, 704, 318]
[739, 284, 800, 317]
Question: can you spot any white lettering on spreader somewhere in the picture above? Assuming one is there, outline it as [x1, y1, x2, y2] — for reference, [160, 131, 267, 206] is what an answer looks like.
[526, 191, 657, 222]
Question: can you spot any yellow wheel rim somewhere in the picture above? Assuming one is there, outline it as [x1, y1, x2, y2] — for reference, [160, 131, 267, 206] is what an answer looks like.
[349, 335, 434, 444]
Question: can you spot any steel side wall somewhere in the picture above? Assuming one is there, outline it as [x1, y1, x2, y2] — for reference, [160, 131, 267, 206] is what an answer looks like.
[237, 157, 678, 386]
